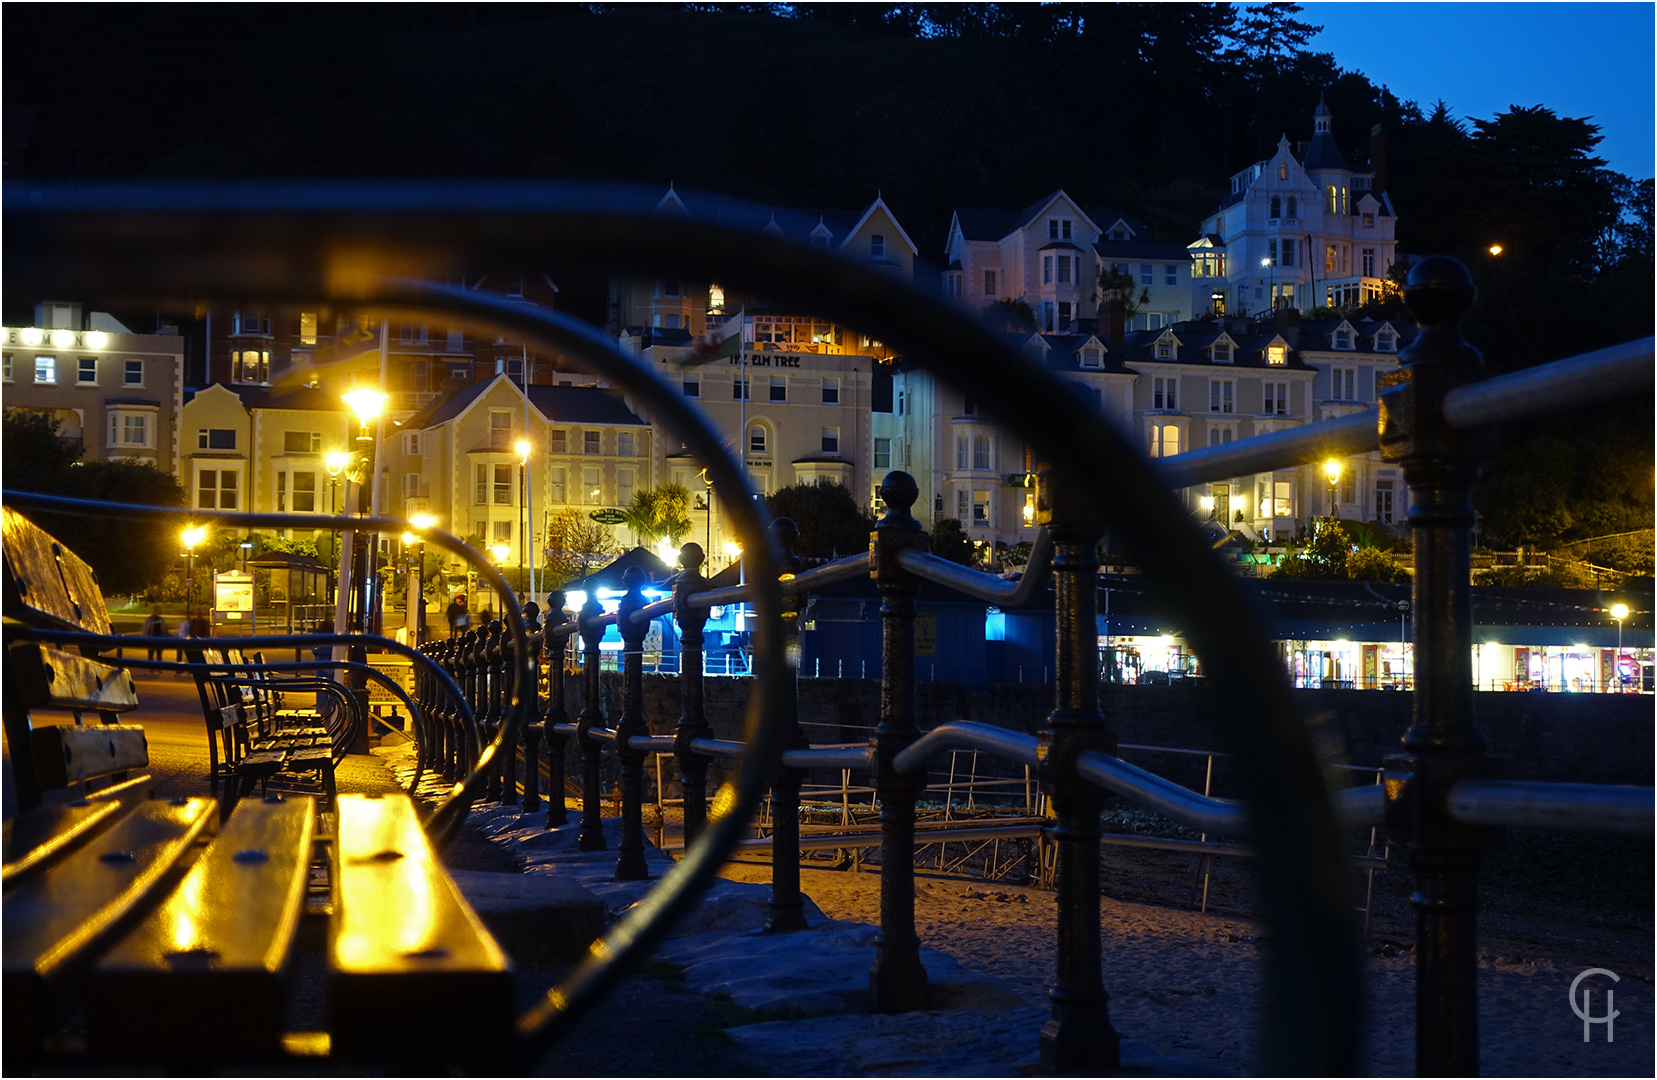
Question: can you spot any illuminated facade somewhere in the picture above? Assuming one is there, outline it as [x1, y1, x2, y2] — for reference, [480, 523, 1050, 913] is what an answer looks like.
[2, 303, 187, 476]
[1191, 96, 1399, 317]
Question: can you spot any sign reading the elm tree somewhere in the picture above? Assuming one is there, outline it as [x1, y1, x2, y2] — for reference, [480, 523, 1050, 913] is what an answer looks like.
[589, 509, 627, 525]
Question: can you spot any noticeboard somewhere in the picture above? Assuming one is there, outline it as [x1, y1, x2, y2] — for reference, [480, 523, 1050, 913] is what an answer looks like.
[589, 509, 627, 525]
[214, 572, 254, 613]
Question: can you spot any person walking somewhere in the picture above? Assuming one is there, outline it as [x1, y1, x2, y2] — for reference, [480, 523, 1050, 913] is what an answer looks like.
[189, 607, 211, 638]
[141, 607, 168, 662]
[446, 595, 468, 638]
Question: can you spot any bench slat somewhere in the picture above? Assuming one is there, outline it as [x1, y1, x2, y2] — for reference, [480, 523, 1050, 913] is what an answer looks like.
[329, 793, 513, 1057]
[88, 795, 316, 1058]
[2, 797, 217, 1051]
[9, 643, 138, 712]
[1, 506, 113, 635]
[30, 724, 149, 788]
[2, 800, 123, 890]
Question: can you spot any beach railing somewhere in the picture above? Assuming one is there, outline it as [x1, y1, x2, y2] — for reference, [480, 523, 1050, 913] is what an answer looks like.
[12, 181, 1654, 1075]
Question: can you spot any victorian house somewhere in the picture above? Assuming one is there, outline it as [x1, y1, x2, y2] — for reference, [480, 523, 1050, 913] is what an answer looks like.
[1190, 96, 1399, 318]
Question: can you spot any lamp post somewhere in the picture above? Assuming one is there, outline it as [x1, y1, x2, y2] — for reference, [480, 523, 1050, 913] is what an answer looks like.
[1323, 458, 1342, 521]
[515, 438, 531, 595]
[1611, 602, 1629, 691]
[181, 525, 206, 612]
[410, 513, 435, 645]
[339, 387, 387, 755]
[1261, 255, 1275, 314]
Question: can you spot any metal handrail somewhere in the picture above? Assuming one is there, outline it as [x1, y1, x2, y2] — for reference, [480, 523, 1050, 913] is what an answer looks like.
[1447, 779, 1654, 834]
[892, 528, 1054, 605]
[893, 722, 1041, 774]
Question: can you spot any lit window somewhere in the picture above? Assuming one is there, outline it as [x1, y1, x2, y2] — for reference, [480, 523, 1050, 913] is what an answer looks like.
[1155, 337, 1175, 360]
[77, 357, 97, 384]
[1149, 424, 1180, 458]
[34, 356, 55, 384]
[708, 283, 725, 311]
[972, 490, 992, 524]
[233, 349, 269, 383]
[1266, 345, 1287, 366]
[1279, 162, 1288, 180]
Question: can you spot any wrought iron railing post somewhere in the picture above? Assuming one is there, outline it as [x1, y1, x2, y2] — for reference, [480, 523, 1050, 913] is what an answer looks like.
[499, 619, 520, 807]
[439, 639, 460, 782]
[614, 566, 651, 881]
[672, 545, 714, 845]
[459, 629, 480, 780]
[1036, 469, 1120, 1074]
[543, 591, 571, 829]
[868, 471, 930, 1012]
[764, 517, 810, 933]
[1379, 256, 1495, 1078]
[483, 619, 504, 803]
[575, 595, 608, 852]
[520, 601, 543, 814]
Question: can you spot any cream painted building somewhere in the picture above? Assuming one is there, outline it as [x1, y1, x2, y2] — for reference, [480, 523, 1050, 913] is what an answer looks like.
[3, 304, 187, 475]
[177, 385, 352, 526]
[394, 374, 653, 568]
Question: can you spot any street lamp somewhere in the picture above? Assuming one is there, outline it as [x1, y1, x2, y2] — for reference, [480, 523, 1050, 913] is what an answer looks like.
[1611, 602, 1630, 690]
[1323, 458, 1342, 521]
[325, 450, 350, 514]
[409, 512, 436, 644]
[515, 438, 531, 589]
[181, 525, 206, 611]
[1487, 244, 1503, 257]
[1261, 255, 1274, 313]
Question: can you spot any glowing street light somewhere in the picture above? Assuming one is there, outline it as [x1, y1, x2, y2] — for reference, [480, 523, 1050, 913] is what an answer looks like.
[408, 513, 437, 644]
[1611, 602, 1630, 689]
[341, 387, 387, 427]
[181, 526, 206, 610]
[1323, 458, 1342, 519]
[410, 512, 436, 531]
[1487, 244, 1504, 257]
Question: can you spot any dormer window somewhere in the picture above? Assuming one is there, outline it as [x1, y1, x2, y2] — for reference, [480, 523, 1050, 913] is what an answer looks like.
[812, 234, 830, 250]
[870, 234, 886, 258]
[1375, 330, 1398, 353]
[1023, 338, 1046, 362]
[1278, 162, 1288, 180]
[1079, 345, 1103, 369]
[1333, 326, 1355, 350]
[1362, 212, 1375, 228]
[1212, 340, 1233, 363]
[1048, 218, 1073, 241]
[1109, 228, 1128, 241]
[1155, 335, 1176, 360]
[1266, 345, 1288, 366]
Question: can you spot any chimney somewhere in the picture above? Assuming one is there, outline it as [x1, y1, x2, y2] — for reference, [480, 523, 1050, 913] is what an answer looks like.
[1101, 290, 1126, 350]
[1368, 123, 1389, 194]
[1273, 306, 1301, 347]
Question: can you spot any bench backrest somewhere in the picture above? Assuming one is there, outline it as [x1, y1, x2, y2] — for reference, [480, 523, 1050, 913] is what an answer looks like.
[2, 506, 112, 635]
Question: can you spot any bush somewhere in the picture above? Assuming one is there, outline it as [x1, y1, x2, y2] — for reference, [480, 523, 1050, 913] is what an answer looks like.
[1347, 546, 1409, 582]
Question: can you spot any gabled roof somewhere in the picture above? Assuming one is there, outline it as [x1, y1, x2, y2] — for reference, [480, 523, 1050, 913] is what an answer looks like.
[409, 373, 648, 430]
[839, 193, 919, 257]
[1116, 319, 1317, 370]
[951, 208, 1019, 242]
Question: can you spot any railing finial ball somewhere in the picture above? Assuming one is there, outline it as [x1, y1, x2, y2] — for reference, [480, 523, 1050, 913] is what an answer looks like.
[1403, 255, 1477, 334]
[622, 565, 647, 590]
[877, 471, 921, 528]
[770, 516, 799, 552]
[677, 541, 705, 574]
[544, 589, 567, 615]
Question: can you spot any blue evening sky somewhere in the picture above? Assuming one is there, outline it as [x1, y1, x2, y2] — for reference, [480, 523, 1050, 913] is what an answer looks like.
[1301, 2, 1655, 179]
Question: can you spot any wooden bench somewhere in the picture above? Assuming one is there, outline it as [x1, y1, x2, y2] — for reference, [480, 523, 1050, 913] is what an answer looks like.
[190, 646, 342, 815]
[3, 508, 514, 1069]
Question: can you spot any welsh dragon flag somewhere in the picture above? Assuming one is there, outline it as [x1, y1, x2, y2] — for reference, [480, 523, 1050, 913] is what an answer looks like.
[676, 308, 745, 367]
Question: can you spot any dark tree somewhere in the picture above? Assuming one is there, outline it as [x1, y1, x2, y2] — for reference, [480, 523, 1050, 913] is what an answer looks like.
[2, 410, 187, 594]
[928, 517, 976, 566]
[765, 479, 876, 560]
